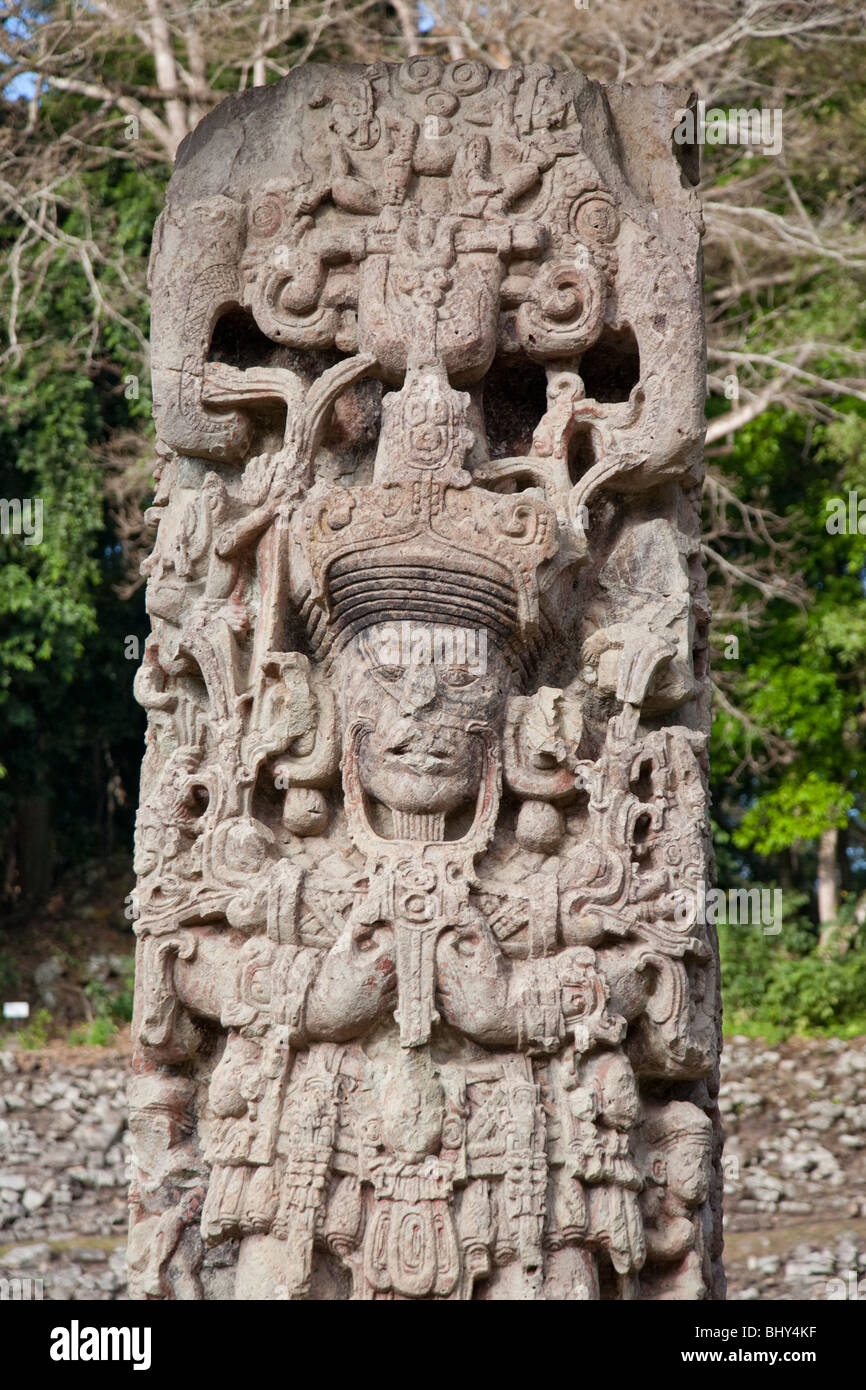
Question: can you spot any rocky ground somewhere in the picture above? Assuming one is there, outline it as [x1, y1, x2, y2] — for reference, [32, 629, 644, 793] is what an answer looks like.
[1, 1033, 865, 1301]
[0, 1047, 129, 1300]
[722, 1034, 866, 1300]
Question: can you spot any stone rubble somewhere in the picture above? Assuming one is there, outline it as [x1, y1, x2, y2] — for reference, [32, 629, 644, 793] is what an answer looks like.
[722, 1034, 866, 1301]
[1, 1033, 864, 1299]
[0, 1053, 129, 1300]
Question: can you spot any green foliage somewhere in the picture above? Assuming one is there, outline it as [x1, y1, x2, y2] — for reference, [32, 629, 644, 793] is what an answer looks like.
[762, 954, 866, 1038]
[68, 1015, 118, 1047]
[710, 403, 866, 1035]
[66, 960, 134, 1045]
[17, 1007, 53, 1050]
[109, 957, 136, 1025]
[0, 129, 161, 884]
[704, 48, 866, 953]
[83, 963, 135, 1027]
[710, 403, 866, 907]
[720, 899, 866, 1039]
[733, 774, 854, 857]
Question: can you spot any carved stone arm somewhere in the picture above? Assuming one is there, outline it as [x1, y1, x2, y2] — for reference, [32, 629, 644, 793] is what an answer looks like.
[436, 925, 619, 1054]
[171, 927, 247, 1022]
[304, 917, 398, 1043]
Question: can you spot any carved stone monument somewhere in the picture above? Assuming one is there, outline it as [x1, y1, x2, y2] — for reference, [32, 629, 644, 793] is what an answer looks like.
[129, 59, 722, 1300]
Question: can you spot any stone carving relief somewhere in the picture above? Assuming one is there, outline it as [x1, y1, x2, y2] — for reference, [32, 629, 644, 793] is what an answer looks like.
[130, 60, 722, 1300]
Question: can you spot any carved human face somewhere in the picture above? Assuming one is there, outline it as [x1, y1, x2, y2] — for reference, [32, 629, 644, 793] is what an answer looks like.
[337, 621, 512, 816]
[667, 1139, 712, 1206]
[128, 1107, 197, 1181]
[134, 816, 161, 877]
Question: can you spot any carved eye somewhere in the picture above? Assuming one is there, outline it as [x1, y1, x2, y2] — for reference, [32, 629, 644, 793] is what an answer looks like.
[399, 56, 444, 92]
[441, 667, 476, 688]
[375, 665, 405, 682]
[445, 60, 488, 95]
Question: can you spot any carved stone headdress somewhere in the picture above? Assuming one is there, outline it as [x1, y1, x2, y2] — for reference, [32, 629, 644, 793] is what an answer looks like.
[290, 366, 565, 673]
[296, 482, 558, 664]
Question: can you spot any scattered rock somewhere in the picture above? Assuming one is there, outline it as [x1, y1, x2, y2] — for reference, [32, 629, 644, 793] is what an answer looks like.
[33, 958, 65, 1007]
[3, 1242, 51, 1268]
[0, 1056, 127, 1299]
[0, 1033, 864, 1300]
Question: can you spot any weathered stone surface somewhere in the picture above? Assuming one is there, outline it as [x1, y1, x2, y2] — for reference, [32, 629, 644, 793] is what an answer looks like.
[130, 60, 720, 1300]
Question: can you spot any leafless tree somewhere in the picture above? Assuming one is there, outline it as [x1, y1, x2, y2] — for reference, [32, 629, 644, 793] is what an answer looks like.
[2, 1, 863, 593]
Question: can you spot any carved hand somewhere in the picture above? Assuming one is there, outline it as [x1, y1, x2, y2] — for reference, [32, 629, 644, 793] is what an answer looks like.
[435, 918, 514, 1045]
[304, 918, 397, 1042]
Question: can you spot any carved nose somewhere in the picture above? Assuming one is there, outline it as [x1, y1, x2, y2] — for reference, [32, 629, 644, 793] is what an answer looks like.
[399, 664, 437, 713]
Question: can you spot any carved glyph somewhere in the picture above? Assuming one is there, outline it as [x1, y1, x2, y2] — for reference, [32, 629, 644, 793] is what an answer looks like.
[130, 59, 722, 1300]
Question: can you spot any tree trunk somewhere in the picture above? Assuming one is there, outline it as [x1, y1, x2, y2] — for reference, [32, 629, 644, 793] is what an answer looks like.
[15, 794, 54, 905]
[817, 825, 841, 951]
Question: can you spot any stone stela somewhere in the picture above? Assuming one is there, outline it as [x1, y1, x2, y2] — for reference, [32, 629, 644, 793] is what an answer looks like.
[129, 57, 722, 1301]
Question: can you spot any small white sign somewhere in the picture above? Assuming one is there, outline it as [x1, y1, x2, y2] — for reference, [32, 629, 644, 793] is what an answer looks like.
[2, 1002, 30, 1020]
